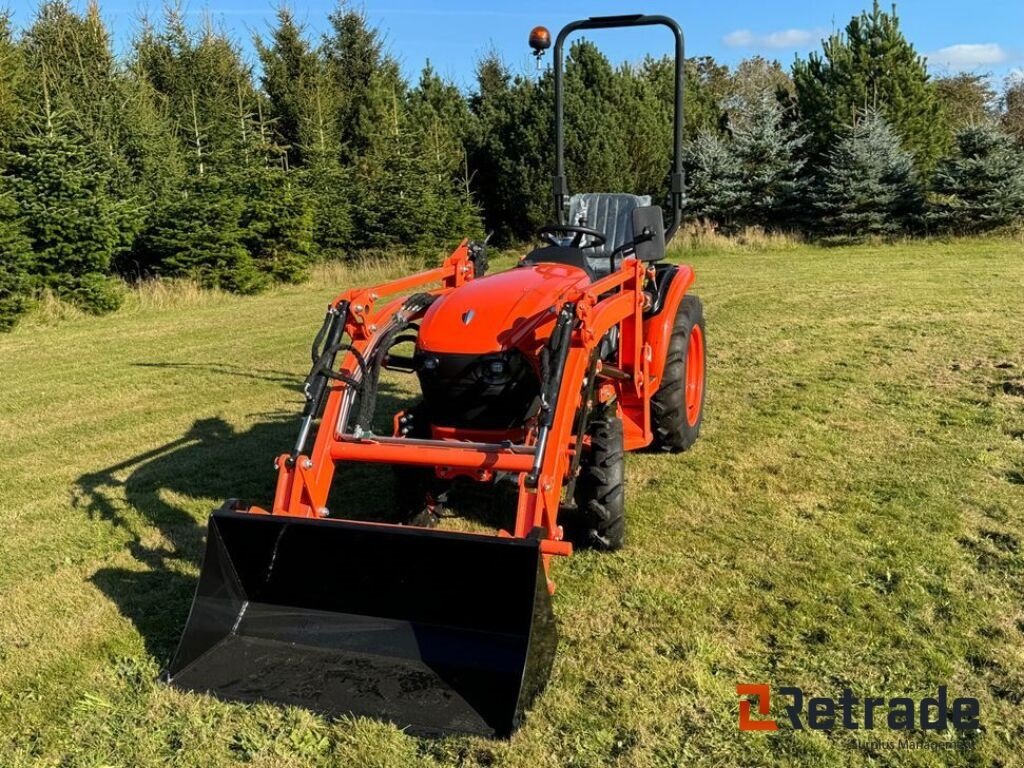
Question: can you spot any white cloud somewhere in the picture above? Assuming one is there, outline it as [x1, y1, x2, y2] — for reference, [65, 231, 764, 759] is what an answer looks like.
[928, 43, 1010, 69]
[723, 29, 755, 47]
[723, 28, 821, 50]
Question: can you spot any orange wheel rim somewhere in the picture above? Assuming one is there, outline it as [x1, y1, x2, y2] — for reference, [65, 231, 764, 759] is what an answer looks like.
[685, 325, 704, 427]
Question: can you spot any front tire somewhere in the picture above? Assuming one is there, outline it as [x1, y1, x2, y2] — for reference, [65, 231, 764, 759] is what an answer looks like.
[651, 294, 706, 452]
[571, 408, 626, 550]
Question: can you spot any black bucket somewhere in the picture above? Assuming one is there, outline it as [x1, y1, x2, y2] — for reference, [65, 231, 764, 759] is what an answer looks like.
[166, 509, 557, 737]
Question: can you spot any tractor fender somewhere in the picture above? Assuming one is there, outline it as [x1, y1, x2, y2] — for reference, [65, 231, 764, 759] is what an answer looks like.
[643, 264, 695, 391]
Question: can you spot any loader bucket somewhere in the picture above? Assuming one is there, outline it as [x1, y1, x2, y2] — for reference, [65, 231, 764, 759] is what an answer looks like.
[166, 509, 557, 737]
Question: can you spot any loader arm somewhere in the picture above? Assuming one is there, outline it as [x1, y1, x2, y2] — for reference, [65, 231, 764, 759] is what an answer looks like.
[266, 240, 476, 518]
[263, 242, 653, 590]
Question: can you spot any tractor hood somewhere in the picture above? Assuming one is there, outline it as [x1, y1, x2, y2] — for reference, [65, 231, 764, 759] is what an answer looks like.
[417, 263, 589, 355]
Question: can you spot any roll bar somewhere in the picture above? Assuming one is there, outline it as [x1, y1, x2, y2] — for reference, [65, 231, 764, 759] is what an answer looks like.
[552, 14, 685, 241]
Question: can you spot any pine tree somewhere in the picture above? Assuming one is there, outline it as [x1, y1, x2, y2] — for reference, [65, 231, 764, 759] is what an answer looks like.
[618, 59, 672, 199]
[467, 56, 552, 242]
[563, 40, 629, 194]
[930, 123, 1024, 234]
[813, 111, 922, 238]
[7, 128, 129, 312]
[682, 56, 730, 139]
[793, 1, 944, 173]
[0, 184, 33, 330]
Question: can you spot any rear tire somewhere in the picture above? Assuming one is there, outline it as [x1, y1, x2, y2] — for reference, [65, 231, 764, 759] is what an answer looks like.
[571, 408, 626, 551]
[651, 294, 706, 452]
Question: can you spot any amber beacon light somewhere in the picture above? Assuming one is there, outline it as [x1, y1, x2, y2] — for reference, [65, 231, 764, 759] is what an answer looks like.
[529, 25, 551, 54]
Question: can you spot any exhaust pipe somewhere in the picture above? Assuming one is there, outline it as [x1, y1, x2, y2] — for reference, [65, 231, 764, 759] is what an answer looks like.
[166, 509, 557, 737]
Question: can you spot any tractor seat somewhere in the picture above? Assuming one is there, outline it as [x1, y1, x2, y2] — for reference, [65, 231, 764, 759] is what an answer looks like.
[567, 193, 651, 276]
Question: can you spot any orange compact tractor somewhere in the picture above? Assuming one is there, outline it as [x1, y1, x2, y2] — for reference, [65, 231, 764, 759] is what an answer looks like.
[168, 14, 705, 737]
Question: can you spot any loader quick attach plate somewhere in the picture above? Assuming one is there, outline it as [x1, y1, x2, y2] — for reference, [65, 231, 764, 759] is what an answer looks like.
[166, 510, 558, 737]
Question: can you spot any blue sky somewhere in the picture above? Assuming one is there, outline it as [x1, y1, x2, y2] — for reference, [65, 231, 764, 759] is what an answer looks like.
[6, 1, 1023, 88]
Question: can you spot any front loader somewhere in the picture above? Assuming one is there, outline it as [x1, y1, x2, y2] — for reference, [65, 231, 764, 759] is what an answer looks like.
[166, 14, 706, 737]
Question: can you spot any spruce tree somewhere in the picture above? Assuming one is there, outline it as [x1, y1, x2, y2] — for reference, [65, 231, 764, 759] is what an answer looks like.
[134, 9, 261, 176]
[18, 2, 123, 153]
[0, 185, 33, 330]
[258, 9, 351, 256]
[7, 128, 128, 312]
[931, 123, 1024, 233]
[684, 129, 743, 226]
[238, 166, 315, 282]
[0, 12, 24, 153]
[408, 63, 483, 245]
[323, 3, 402, 162]
[141, 175, 264, 293]
[18, 1, 155, 244]
[728, 90, 806, 229]
[304, 157, 353, 259]
[117, 62, 187, 213]
[813, 110, 922, 238]
[468, 55, 529, 241]
[409, 62, 474, 149]
[351, 81, 433, 252]
[133, 10, 298, 288]
[793, 1, 944, 173]
[256, 8, 329, 169]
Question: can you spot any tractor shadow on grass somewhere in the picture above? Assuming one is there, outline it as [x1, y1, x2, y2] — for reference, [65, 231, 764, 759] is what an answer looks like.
[76, 383, 519, 666]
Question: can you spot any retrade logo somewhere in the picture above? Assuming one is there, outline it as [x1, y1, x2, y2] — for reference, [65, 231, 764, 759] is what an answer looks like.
[737, 684, 980, 732]
[737, 684, 778, 731]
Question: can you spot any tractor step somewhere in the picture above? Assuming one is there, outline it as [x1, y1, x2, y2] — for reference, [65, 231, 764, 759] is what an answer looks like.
[166, 509, 557, 737]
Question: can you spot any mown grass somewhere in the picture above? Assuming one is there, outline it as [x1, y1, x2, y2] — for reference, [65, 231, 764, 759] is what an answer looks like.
[1, 237, 1022, 767]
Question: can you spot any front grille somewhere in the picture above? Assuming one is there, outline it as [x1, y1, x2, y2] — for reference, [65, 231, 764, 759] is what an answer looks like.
[416, 349, 540, 429]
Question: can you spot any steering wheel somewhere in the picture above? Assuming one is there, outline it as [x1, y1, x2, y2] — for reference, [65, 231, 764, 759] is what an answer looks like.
[537, 224, 607, 249]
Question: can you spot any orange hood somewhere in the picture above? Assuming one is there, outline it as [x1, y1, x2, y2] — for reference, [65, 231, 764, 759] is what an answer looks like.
[417, 263, 590, 355]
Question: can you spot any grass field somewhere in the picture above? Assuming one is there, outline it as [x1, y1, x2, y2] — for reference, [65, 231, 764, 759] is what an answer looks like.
[1, 237, 1023, 767]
